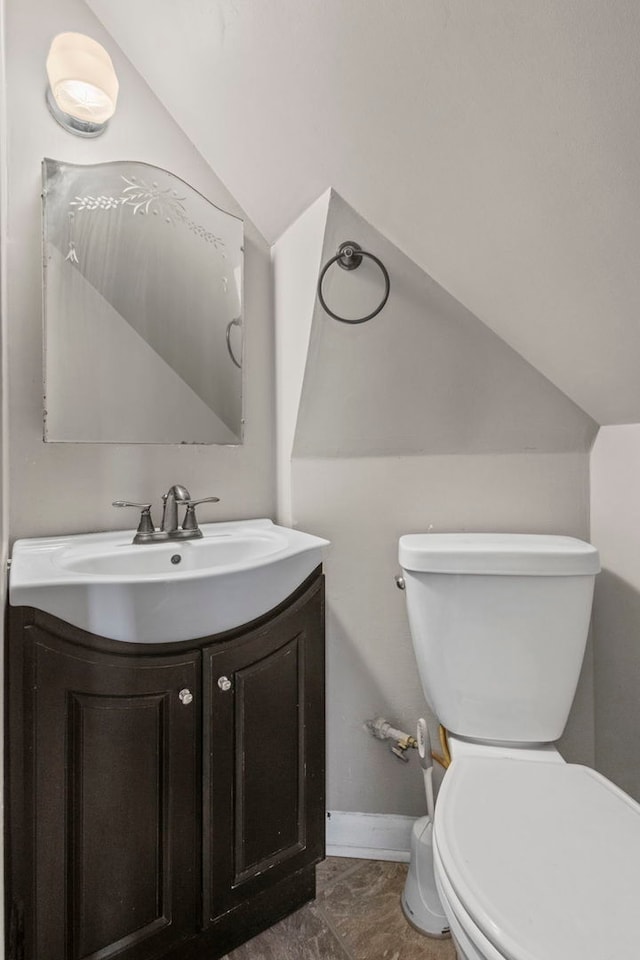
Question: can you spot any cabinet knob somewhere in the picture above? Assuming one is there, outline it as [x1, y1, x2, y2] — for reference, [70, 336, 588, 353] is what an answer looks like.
[217, 676, 232, 692]
[178, 688, 193, 705]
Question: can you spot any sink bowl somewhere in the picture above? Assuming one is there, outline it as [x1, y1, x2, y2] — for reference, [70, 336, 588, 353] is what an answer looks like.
[10, 519, 329, 643]
[57, 531, 288, 577]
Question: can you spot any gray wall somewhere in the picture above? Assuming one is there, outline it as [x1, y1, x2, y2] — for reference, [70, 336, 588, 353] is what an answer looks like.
[591, 425, 640, 802]
[5, 0, 275, 541]
[278, 192, 597, 816]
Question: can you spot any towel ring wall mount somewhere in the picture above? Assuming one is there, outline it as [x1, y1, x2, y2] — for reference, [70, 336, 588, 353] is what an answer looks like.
[317, 241, 390, 324]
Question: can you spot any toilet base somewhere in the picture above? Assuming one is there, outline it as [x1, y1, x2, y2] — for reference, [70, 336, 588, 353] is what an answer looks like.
[401, 816, 451, 939]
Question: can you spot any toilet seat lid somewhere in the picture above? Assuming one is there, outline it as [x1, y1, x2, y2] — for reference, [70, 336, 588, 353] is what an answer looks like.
[434, 758, 640, 960]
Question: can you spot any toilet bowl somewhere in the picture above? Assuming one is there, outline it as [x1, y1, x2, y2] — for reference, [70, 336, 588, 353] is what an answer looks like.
[398, 533, 640, 959]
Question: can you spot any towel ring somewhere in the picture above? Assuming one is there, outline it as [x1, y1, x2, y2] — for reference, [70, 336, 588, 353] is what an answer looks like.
[317, 241, 390, 324]
[226, 317, 242, 368]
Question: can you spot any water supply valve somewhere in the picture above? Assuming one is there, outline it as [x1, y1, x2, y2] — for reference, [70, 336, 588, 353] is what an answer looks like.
[365, 716, 418, 762]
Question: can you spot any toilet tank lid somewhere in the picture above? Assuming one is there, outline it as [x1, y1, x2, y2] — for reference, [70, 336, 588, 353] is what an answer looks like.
[398, 533, 600, 576]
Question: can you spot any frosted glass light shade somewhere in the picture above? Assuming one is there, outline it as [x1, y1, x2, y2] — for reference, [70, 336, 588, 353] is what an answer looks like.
[46, 33, 118, 136]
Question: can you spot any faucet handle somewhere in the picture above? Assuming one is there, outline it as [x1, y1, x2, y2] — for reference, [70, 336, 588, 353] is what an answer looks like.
[112, 501, 156, 540]
[112, 501, 152, 510]
[181, 497, 220, 535]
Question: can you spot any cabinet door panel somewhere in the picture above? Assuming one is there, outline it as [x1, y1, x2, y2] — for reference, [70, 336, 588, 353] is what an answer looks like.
[68, 692, 169, 958]
[204, 576, 324, 923]
[24, 629, 200, 960]
[235, 636, 305, 878]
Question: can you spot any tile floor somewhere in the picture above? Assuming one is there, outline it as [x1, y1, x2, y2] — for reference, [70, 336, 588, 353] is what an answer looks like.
[222, 857, 457, 960]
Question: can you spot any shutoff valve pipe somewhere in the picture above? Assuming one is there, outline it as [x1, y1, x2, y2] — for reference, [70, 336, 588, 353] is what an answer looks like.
[365, 715, 451, 769]
[364, 716, 417, 762]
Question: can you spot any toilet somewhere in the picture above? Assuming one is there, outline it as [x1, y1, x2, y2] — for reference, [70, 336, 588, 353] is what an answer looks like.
[399, 533, 640, 960]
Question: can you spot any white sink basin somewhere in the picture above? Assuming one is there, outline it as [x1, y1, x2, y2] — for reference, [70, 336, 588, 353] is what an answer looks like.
[10, 519, 329, 643]
[57, 532, 288, 577]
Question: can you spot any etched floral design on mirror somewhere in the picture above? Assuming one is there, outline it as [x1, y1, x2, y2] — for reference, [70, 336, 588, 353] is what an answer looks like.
[42, 158, 244, 443]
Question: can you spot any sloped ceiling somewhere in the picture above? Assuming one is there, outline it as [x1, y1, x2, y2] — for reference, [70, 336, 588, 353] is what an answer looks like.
[86, 0, 640, 425]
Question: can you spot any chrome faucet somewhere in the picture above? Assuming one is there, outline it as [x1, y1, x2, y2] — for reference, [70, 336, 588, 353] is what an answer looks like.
[113, 484, 220, 544]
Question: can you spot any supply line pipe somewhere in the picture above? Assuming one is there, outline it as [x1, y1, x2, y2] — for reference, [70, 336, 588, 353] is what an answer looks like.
[416, 718, 435, 819]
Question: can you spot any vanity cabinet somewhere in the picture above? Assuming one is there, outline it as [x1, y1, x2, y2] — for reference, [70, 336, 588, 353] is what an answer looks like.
[6, 568, 325, 960]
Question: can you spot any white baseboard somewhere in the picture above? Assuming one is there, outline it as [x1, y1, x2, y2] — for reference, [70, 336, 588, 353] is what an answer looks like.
[326, 810, 417, 863]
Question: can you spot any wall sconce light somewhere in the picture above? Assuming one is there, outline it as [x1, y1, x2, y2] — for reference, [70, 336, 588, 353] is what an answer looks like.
[46, 32, 119, 138]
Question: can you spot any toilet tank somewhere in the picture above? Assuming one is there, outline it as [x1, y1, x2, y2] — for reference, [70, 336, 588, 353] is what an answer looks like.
[399, 534, 600, 743]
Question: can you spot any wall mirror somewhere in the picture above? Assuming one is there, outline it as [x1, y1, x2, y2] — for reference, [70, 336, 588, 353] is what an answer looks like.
[42, 158, 244, 443]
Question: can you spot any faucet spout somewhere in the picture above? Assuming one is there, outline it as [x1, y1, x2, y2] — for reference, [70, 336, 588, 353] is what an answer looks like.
[161, 484, 191, 534]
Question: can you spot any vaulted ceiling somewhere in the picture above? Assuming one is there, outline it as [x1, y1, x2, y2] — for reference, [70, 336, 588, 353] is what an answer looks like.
[86, 0, 640, 426]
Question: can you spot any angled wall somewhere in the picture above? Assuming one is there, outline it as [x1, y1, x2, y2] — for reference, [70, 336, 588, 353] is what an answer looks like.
[278, 191, 597, 817]
[296, 192, 596, 457]
[273, 190, 331, 523]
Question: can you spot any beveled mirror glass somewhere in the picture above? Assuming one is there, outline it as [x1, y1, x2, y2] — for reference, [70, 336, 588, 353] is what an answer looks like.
[42, 158, 244, 443]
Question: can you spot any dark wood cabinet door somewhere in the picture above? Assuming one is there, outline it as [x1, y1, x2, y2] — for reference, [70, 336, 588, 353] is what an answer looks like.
[203, 574, 325, 924]
[8, 622, 200, 960]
